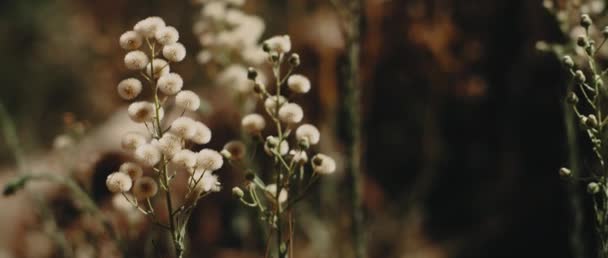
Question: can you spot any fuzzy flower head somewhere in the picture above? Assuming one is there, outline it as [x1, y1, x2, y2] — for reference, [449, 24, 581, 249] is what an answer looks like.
[119, 31, 143, 50]
[106, 172, 133, 193]
[157, 73, 183, 95]
[196, 149, 224, 171]
[264, 136, 289, 156]
[127, 101, 156, 123]
[135, 143, 162, 167]
[172, 149, 197, 168]
[155, 26, 179, 45]
[296, 124, 320, 146]
[264, 95, 287, 114]
[175, 90, 201, 111]
[312, 154, 336, 175]
[278, 103, 304, 124]
[121, 132, 147, 152]
[163, 43, 187, 62]
[124, 50, 149, 70]
[191, 169, 221, 193]
[263, 35, 291, 54]
[132, 176, 159, 199]
[241, 113, 266, 134]
[265, 184, 288, 203]
[191, 122, 212, 144]
[134, 16, 166, 38]
[117, 78, 143, 100]
[155, 133, 183, 158]
[146, 58, 170, 79]
[170, 117, 197, 138]
[287, 74, 311, 94]
[119, 162, 143, 180]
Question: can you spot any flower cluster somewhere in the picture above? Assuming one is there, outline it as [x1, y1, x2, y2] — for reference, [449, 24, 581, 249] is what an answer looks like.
[560, 13, 608, 257]
[106, 16, 223, 258]
[193, 0, 267, 94]
[225, 34, 336, 257]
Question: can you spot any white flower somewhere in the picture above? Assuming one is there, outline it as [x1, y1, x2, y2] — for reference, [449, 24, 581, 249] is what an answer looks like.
[287, 74, 311, 94]
[202, 2, 226, 20]
[265, 184, 288, 203]
[289, 150, 308, 164]
[121, 132, 147, 152]
[155, 133, 183, 158]
[132, 176, 159, 199]
[191, 169, 221, 193]
[134, 16, 166, 38]
[163, 43, 186, 62]
[124, 50, 149, 70]
[175, 90, 201, 111]
[135, 143, 162, 167]
[155, 26, 179, 45]
[264, 136, 289, 156]
[146, 58, 170, 78]
[295, 124, 320, 145]
[191, 122, 212, 144]
[170, 117, 197, 138]
[196, 149, 223, 171]
[241, 113, 266, 134]
[157, 73, 183, 95]
[119, 31, 143, 50]
[263, 35, 291, 53]
[264, 95, 287, 114]
[106, 172, 133, 193]
[172, 149, 197, 168]
[217, 65, 250, 93]
[312, 154, 336, 174]
[117, 78, 143, 100]
[119, 162, 143, 180]
[278, 103, 304, 124]
[127, 101, 156, 123]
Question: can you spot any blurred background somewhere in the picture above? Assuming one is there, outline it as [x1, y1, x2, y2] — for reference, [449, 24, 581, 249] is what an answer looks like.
[0, 0, 596, 257]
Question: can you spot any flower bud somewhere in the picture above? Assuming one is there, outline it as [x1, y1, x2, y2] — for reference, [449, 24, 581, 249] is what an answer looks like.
[247, 67, 258, 80]
[575, 70, 586, 83]
[577, 36, 589, 48]
[288, 53, 300, 67]
[559, 167, 572, 177]
[587, 114, 599, 128]
[581, 14, 593, 29]
[562, 55, 574, 69]
[588, 182, 601, 194]
[232, 187, 245, 198]
[566, 92, 579, 105]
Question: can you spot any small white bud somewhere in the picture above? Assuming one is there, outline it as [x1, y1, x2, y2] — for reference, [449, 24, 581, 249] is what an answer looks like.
[278, 103, 304, 124]
[106, 172, 133, 193]
[121, 132, 147, 152]
[232, 187, 245, 198]
[155, 26, 179, 45]
[312, 154, 336, 174]
[296, 124, 320, 145]
[135, 143, 162, 167]
[241, 113, 266, 134]
[117, 78, 143, 100]
[196, 149, 224, 171]
[157, 73, 183, 95]
[124, 50, 149, 70]
[175, 90, 201, 111]
[119, 31, 143, 50]
[170, 117, 198, 138]
[146, 58, 170, 79]
[163, 42, 187, 62]
[287, 74, 311, 94]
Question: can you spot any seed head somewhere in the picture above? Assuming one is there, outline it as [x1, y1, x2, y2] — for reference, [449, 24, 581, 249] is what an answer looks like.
[278, 103, 304, 124]
[119, 162, 143, 180]
[117, 78, 143, 100]
[196, 149, 224, 171]
[106, 172, 133, 193]
[157, 73, 183, 95]
[175, 90, 201, 111]
[296, 124, 320, 145]
[124, 50, 149, 70]
[163, 43, 187, 62]
[135, 143, 162, 167]
[132, 176, 159, 199]
[241, 113, 266, 134]
[312, 154, 336, 174]
[155, 26, 179, 45]
[287, 74, 311, 94]
[119, 31, 143, 50]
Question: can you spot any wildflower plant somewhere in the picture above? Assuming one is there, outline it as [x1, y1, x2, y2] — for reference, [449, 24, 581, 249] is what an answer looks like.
[226, 35, 336, 258]
[561, 14, 608, 258]
[109, 16, 223, 258]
